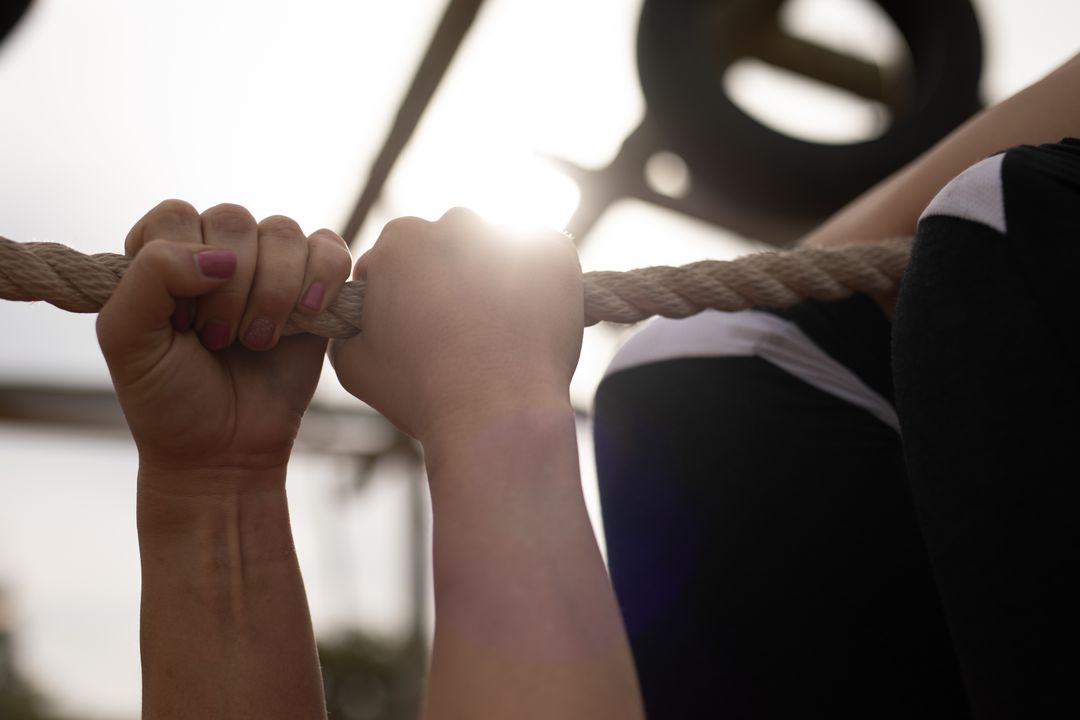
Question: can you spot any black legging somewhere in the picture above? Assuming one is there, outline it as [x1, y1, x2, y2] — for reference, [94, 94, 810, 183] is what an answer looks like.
[893, 139, 1080, 717]
[594, 139, 1080, 718]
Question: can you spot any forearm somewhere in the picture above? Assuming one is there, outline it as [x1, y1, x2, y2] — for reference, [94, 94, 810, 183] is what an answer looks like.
[801, 51, 1080, 249]
[420, 402, 643, 720]
[137, 467, 325, 720]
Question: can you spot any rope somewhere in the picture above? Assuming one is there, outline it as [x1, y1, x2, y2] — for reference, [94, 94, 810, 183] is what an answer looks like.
[0, 235, 911, 336]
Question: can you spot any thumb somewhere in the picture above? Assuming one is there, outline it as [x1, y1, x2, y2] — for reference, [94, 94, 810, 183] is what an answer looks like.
[97, 239, 236, 378]
[326, 246, 374, 399]
[327, 334, 370, 400]
[328, 336, 416, 438]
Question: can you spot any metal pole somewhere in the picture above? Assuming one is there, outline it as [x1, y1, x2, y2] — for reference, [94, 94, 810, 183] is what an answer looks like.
[341, 0, 487, 247]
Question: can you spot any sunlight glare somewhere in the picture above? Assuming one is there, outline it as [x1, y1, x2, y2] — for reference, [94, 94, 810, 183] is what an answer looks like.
[392, 135, 582, 239]
[461, 153, 581, 235]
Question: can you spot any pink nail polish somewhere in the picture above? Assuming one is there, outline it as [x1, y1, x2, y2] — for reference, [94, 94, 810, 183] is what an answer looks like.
[301, 282, 325, 312]
[200, 320, 230, 351]
[243, 317, 275, 350]
[196, 250, 237, 279]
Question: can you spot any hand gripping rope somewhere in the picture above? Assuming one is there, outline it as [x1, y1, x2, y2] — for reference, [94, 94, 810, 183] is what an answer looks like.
[0, 235, 911, 335]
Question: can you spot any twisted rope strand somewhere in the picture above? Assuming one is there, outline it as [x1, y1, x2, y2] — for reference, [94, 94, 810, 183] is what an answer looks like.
[1, 235, 911, 336]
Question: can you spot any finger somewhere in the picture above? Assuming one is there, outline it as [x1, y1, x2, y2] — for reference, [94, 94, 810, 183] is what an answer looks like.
[297, 228, 352, 315]
[329, 215, 430, 410]
[125, 200, 204, 331]
[371, 215, 431, 252]
[434, 206, 503, 255]
[346, 244, 374, 283]
[328, 336, 414, 437]
[238, 216, 308, 351]
[349, 215, 430, 285]
[97, 240, 236, 380]
[436, 206, 487, 233]
[327, 333, 373, 406]
[196, 203, 259, 351]
[326, 332, 360, 374]
[124, 199, 202, 256]
[326, 244, 372, 396]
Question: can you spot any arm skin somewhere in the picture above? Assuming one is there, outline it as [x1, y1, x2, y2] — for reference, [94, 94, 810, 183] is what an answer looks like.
[421, 405, 642, 720]
[330, 209, 646, 720]
[800, 51, 1080, 250]
[136, 469, 324, 720]
[104, 50, 1080, 716]
[96, 200, 352, 719]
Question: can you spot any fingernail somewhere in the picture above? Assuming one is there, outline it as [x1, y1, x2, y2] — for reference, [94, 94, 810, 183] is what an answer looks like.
[243, 317, 275, 350]
[196, 250, 237, 279]
[170, 300, 193, 332]
[301, 282, 325, 312]
[200, 320, 230, 351]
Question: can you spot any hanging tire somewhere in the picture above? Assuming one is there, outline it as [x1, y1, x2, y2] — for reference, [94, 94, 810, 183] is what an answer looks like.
[637, 0, 983, 218]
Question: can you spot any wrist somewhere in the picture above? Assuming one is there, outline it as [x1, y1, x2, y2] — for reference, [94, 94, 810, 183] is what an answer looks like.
[137, 458, 288, 497]
[420, 384, 572, 447]
[136, 465, 295, 563]
[137, 474, 300, 632]
[420, 394, 577, 488]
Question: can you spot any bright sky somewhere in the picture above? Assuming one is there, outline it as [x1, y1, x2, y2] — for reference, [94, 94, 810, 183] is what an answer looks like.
[1, 0, 1078, 716]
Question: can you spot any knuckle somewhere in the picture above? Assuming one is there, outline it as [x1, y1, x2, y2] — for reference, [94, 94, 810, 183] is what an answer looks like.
[138, 238, 175, 268]
[439, 206, 481, 225]
[258, 214, 304, 240]
[254, 286, 296, 314]
[127, 199, 199, 255]
[130, 239, 190, 287]
[378, 216, 428, 244]
[202, 203, 256, 235]
[550, 230, 580, 263]
[349, 251, 370, 280]
[310, 231, 353, 274]
[330, 248, 353, 280]
[151, 198, 200, 223]
[309, 227, 348, 250]
[123, 234, 141, 257]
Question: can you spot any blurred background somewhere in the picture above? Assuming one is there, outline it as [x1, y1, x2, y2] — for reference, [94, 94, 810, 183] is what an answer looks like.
[0, 0, 1077, 717]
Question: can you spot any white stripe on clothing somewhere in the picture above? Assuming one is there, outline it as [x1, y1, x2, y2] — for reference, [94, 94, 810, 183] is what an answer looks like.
[604, 309, 900, 432]
[919, 153, 1007, 233]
